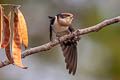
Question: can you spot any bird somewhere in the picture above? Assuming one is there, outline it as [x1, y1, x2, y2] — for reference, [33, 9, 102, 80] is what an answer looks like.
[48, 13, 80, 75]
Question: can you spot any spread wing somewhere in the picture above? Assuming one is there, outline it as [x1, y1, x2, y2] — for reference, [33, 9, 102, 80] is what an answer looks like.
[60, 39, 77, 75]
[60, 25, 79, 75]
[48, 16, 55, 41]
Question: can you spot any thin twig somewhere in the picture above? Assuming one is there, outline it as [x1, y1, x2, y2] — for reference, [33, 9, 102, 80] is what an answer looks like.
[0, 16, 120, 68]
[1, 4, 21, 9]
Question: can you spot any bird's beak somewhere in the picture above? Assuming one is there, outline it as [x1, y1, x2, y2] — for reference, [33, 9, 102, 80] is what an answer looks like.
[70, 16, 73, 19]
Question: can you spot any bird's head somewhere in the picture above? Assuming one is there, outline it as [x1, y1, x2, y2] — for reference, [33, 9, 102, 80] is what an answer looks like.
[56, 13, 73, 26]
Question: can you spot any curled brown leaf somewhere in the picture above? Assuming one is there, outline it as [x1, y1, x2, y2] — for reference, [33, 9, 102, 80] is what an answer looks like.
[5, 43, 13, 64]
[1, 13, 11, 48]
[0, 5, 3, 47]
[3, 12, 13, 64]
[12, 11, 27, 69]
[18, 9, 28, 48]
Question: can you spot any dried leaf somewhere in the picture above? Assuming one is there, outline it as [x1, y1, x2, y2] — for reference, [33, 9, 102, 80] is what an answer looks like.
[1, 13, 11, 48]
[18, 9, 28, 48]
[3, 12, 13, 64]
[12, 12, 27, 69]
[0, 5, 3, 47]
[5, 43, 13, 64]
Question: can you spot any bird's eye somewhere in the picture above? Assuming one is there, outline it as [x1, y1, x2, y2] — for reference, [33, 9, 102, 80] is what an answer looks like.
[61, 15, 66, 18]
[60, 15, 70, 18]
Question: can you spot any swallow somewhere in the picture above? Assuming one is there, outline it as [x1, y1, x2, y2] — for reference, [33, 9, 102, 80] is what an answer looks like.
[48, 13, 80, 75]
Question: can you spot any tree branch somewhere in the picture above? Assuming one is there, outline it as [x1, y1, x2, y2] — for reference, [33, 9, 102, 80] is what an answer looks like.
[0, 16, 120, 68]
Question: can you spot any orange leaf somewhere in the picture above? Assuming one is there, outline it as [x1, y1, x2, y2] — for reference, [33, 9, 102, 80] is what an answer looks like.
[3, 12, 13, 64]
[5, 43, 13, 64]
[12, 11, 27, 69]
[18, 9, 28, 48]
[0, 5, 3, 47]
[1, 13, 11, 48]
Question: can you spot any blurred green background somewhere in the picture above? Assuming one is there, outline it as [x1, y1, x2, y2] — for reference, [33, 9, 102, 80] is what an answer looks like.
[0, 0, 120, 80]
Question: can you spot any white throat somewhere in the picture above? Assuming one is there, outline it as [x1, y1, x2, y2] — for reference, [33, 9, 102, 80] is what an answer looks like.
[53, 16, 69, 33]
